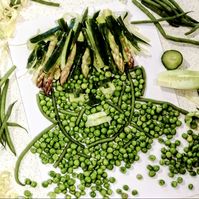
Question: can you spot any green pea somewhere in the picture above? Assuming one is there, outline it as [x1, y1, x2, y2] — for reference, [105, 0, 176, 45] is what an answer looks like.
[136, 174, 143, 180]
[188, 184, 194, 190]
[131, 189, 138, 196]
[158, 179, 165, 186]
[24, 190, 32, 197]
[123, 185, 129, 191]
[171, 181, 178, 188]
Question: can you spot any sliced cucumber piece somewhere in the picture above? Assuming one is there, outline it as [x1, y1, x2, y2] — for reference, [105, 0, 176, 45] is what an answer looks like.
[161, 50, 183, 70]
[157, 70, 199, 90]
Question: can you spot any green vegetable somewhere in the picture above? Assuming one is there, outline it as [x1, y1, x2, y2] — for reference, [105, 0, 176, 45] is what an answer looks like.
[161, 50, 183, 70]
[188, 184, 194, 190]
[171, 181, 178, 188]
[157, 70, 199, 90]
[131, 189, 138, 196]
[44, 33, 66, 73]
[24, 190, 32, 197]
[136, 174, 143, 180]
[30, 26, 60, 44]
[185, 111, 199, 129]
[132, 0, 199, 46]
[131, 12, 190, 25]
[159, 179, 165, 186]
[0, 66, 16, 88]
[15, 124, 56, 185]
[31, 0, 60, 7]
[123, 185, 129, 191]
[148, 154, 156, 161]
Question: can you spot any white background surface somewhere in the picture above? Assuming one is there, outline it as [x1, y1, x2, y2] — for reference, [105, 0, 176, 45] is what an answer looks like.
[0, 0, 199, 198]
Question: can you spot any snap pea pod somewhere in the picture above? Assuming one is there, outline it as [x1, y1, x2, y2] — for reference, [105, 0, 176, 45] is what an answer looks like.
[15, 124, 56, 186]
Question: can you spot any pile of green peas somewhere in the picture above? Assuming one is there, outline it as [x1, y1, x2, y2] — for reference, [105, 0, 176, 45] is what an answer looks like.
[26, 65, 198, 198]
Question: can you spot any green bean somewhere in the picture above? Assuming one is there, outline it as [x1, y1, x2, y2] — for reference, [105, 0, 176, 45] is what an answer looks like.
[127, 70, 135, 123]
[59, 109, 78, 116]
[153, 0, 174, 13]
[0, 80, 16, 153]
[0, 101, 16, 141]
[5, 128, 16, 155]
[76, 108, 85, 126]
[185, 23, 199, 35]
[132, 0, 199, 46]
[0, 66, 16, 88]
[130, 122, 153, 138]
[51, 90, 85, 148]
[136, 97, 188, 115]
[105, 100, 123, 113]
[15, 124, 56, 185]
[31, 0, 60, 7]
[131, 12, 189, 24]
[141, 0, 163, 10]
[118, 83, 125, 107]
[53, 142, 70, 168]
[7, 122, 28, 133]
[36, 94, 57, 124]
[0, 79, 9, 119]
[88, 125, 125, 148]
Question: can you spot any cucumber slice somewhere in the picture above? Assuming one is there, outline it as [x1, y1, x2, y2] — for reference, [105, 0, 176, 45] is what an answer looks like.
[157, 70, 199, 90]
[161, 50, 183, 70]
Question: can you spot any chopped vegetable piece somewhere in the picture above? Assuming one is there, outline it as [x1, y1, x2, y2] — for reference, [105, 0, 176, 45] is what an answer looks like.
[161, 50, 183, 70]
[157, 70, 199, 90]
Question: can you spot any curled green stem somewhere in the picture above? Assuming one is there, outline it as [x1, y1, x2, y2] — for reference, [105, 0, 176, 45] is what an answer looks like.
[15, 124, 56, 186]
